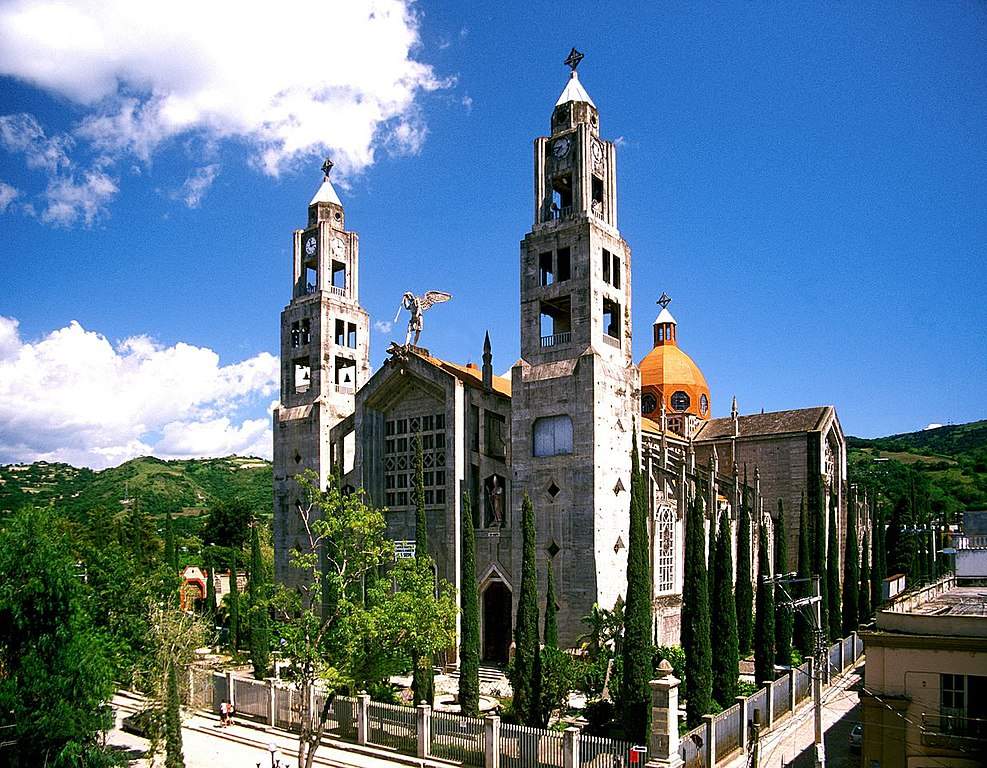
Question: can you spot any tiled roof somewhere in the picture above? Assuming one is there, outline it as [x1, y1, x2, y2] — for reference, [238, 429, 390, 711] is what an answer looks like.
[414, 350, 512, 398]
[695, 406, 832, 441]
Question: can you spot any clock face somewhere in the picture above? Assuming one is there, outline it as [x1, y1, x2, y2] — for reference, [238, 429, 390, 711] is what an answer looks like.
[552, 138, 571, 159]
[592, 140, 603, 164]
[671, 391, 691, 412]
[331, 237, 345, 257]
[304, 236, 317, 257]
[641, 393, 657, 415]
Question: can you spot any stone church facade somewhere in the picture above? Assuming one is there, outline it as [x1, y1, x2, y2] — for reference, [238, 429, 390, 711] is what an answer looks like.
[273, 58, 858, 659]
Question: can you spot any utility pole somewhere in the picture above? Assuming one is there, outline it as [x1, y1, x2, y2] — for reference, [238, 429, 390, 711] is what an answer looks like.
[768, 572, 826, 768]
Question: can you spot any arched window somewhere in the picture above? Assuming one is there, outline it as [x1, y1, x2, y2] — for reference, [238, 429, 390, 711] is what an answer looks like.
[532, 415, 573, 457]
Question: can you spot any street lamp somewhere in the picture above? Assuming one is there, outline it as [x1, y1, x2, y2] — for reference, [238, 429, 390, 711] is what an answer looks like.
[267, 743, 281, 768]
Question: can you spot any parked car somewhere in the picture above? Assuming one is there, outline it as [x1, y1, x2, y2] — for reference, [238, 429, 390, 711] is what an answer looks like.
[848, 722, 863, 751]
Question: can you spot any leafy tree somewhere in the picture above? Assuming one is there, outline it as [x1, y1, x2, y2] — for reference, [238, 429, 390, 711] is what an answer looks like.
[619, 432, 653, 743]
[271, 472, 393, 768]
[544, 559, 559, 649]
[0, 507, 116, 767]
[165, 509, 179, 573]
[540, 646, 577, 726]
[793, 492, 813, 658]
[736, 488, 754, 657]
[842, 502, 860, 635]
[248, 523, 271, 678]
[459, 492, 480, 716]
[228, 550, 241, 650]
[826, 493, 841, 641]
[682, 493, 713, 726]
[125, 497, 159, 566]
[411, 430, 434, 706]
[773, 500, 793, 667]
[858, 531, 871, 621]
[753, 521, 775, 684]
[812, 479, 829, 642]
[510, 493, 542, 726]
[203, 497, 252, 551]
[165, 660, 185, 768]
[711, 501, 739, 706]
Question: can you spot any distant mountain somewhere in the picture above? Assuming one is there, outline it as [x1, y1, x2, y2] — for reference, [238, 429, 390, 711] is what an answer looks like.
[0, 455, 273, 520]
[848, 419, 987, 519]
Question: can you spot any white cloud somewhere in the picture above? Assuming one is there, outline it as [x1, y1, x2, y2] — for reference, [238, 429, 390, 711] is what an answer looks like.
[0, 0, 445, 186]
[374, 319, 393, 334]
[0, 316, 278, 468]
[180, 163, 219, 208]
[0, 112, 71, 172]
[41, 168, 118, 226]
[0, 180, 18, 211]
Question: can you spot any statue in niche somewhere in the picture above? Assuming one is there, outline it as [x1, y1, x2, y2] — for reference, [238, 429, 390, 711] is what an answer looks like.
[485, 475, 505, 528]
[393, 290, 452, 348]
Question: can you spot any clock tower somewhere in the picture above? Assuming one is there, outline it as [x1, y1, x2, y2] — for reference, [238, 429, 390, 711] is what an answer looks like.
[273, 162, 371, 587]
[510, 51, 639, 645]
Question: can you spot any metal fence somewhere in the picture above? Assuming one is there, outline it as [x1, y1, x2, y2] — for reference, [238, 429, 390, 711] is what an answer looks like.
[679, 723, 705, 768]
[828, 642, 842, 675]
[233, 676, 269, 721]
[579, 734, 634, 768]
[772, 674, 791, 718]
[794, 661, 811, 703]
[842, 635, 855, 668]
[275, 686, 299, 731]
[855, 633, 863, 657]
[501, 721, 565, 768]
[714, 703, 742, 760]
[367, 701, 417, 755]
[747, 687, 767, 733]
[311, 692, 357, 742]
[431, 711, 485, 767]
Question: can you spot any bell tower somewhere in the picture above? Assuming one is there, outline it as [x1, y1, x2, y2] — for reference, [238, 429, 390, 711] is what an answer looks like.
[510, 50, 639, 646]
[273, 160, 371, 586]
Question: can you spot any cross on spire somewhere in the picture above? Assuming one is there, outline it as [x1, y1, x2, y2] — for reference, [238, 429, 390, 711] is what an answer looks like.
[321, 157, 334, 180]
[564, 47, 584, 72]
[657, 292, 672, 310]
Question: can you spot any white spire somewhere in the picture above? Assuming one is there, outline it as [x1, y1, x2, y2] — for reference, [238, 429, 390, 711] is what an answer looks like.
[654, 307, 677, 325]
[555, 70, 596, 108]
[310, 177, 341, 206]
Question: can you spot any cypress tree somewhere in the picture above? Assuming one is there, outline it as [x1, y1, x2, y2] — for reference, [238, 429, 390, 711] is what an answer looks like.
[248, 523, 271, 679]
[711, 505, 739, 706]
[165, 660, 185, 768]
[412, 430, 434, 705]
[736, 490, 754, 658]
[753, 521, 775, 684]
[544, 560, 559, 649]
[707, 502, 717, 609]
[858, 531, 871, 621]
[826, 493, 841, 641]
[794, 492, 813, 658]
[228, 550, 240, 650]
[841, 502, 859, 636]
[886, 496, 912, 579]
[619, 432, 653, 744]
[812, 479, 829, 643]
[872, 506, 887, 608]
[459, 492, 480, 716]
[510, 493, 541, 726]
[205, 553, 217, 622]
[165, 510, 178, 573]
[682, 493, 713, 728]
[928, 528, 938, 581]
[774, 500, 793, 667]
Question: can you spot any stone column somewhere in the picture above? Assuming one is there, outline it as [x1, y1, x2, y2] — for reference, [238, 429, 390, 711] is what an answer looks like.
[417, 703, 431, 758]
[268, 679, 277, 726]
[702, 714, 716, 768]
[761, 681, 774, 729]
[563, 727, 581, 768]
[647, 660, 682, 767]
[356, 693, 370, 745]
[735, 695, 748, 754]
[484, 715, 501, 768]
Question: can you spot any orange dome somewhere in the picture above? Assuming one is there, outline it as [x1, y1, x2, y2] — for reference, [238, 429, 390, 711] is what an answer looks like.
[638, 307, 711, 421]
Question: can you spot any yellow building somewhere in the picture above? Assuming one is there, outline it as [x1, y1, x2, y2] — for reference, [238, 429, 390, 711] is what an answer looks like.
[860, 577, 987, 767]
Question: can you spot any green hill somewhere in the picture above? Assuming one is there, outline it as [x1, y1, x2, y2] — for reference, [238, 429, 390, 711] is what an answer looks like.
[848, 419, 987, 520]
[0, 455, 273, 521]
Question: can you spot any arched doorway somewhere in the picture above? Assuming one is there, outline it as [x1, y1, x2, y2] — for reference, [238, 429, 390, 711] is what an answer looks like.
[481, 580, 512, 664]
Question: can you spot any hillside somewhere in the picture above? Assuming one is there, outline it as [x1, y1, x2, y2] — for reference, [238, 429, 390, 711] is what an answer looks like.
[0, 455, 273, 521]
[848, 419, 987, 520]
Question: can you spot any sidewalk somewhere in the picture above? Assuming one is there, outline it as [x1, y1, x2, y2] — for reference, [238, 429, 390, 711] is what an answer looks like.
[109, 692, 453, 768]
[719, 661, 862, 768]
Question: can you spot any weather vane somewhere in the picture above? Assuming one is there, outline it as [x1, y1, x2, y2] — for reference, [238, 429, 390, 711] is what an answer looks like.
[321, 158, 334, 180]
[657, 292, 672, 310]
[564, 47, 584, 72]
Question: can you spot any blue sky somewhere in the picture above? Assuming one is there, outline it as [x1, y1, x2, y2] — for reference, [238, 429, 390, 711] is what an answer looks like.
[1, 1, 985, 467]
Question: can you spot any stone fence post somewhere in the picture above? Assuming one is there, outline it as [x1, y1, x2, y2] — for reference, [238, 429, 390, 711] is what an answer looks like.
[484, 715, 501, 768]
[268, 679, 277, 726]
[227, 671, 237, 709]
[563, 727, 580, 768]
[356, 693, 370, 746]
[788, 668, 797, 713]
[647, 660, 682, 767]
[735, 696, 748, 754]
[417, 703, 431, 758]
[702, 714, 716, 768]
[838, 637, 846, 671]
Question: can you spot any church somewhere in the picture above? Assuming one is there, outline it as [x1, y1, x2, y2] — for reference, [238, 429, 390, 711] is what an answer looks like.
[273, 53, 855, 661]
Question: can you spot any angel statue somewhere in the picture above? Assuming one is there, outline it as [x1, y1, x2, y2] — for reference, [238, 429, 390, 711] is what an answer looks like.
[394, 290, 452, 347]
